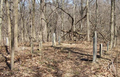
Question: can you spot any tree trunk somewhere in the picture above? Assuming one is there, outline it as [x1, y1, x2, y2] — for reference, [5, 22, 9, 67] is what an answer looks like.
[80, 0, 83, 30]
[73, 0, 76, 32]
[0, 0, 3, 45]
[87, 0, 90, 41]
[40, 0, 47, 43]
[6, 0, 11, 52]
[95, 0, 98, 30]
[61, 0, 64, 39]
[110, 0, 115, 49]
[11, 37, 14, 70]
[114, 0, 116, 47]
[14, 0, 18, 50]
[11, 0, 18, 70]
[73, 0, 76, 41]
[20, 3, 23, 43]
[32, 0, 35, 39]
[93, 31, 97, 62]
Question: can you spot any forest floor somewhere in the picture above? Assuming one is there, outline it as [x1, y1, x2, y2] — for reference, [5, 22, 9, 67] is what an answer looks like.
[0, 41, 120, 77]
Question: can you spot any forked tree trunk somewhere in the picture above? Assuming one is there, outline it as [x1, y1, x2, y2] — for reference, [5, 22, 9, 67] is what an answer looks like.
[40, 0, 47, 42]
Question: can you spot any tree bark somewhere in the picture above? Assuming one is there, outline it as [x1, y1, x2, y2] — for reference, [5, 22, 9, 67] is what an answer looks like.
[20, 0, 25, 44]
[0, 0, 3, 45]
[110, 0, 115, 49]
[40, 0, 47, 42]
[6, 0, 11, 52]
[114, 0, 116, 47]
[93, 31, 97, 62]
[32, 0, 35, 39]
[14, 0, 18, 50]
[95, 0, 98, 30]
[80, 0, 83, 30]
[61, 0, 64, 38]
[11, 0, 19, 70]
[73, 0, 76, 41]
[73, 0, 76, 32]
[87, 0, 90, 41]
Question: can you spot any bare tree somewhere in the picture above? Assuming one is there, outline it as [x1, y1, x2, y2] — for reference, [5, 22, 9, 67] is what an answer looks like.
[11, 0, 18, 70]
[32, 0, 35, 39]
[114, 0, 117, 47]
[80, 0, 83, 30]
[95, 0, 98, 30]
[73, 0, 76, 40]
[110, 0, 115, 49]
[87, 0, 90, 41]
[73, 0, 76, 32]
[14, 0, 18, 50]
[6, 0, 11, 51]
[0, 0, 3, 45]
[40, 0, 47, 42]
[61, 0, 64, 38]
[20, 0, 26, 43]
